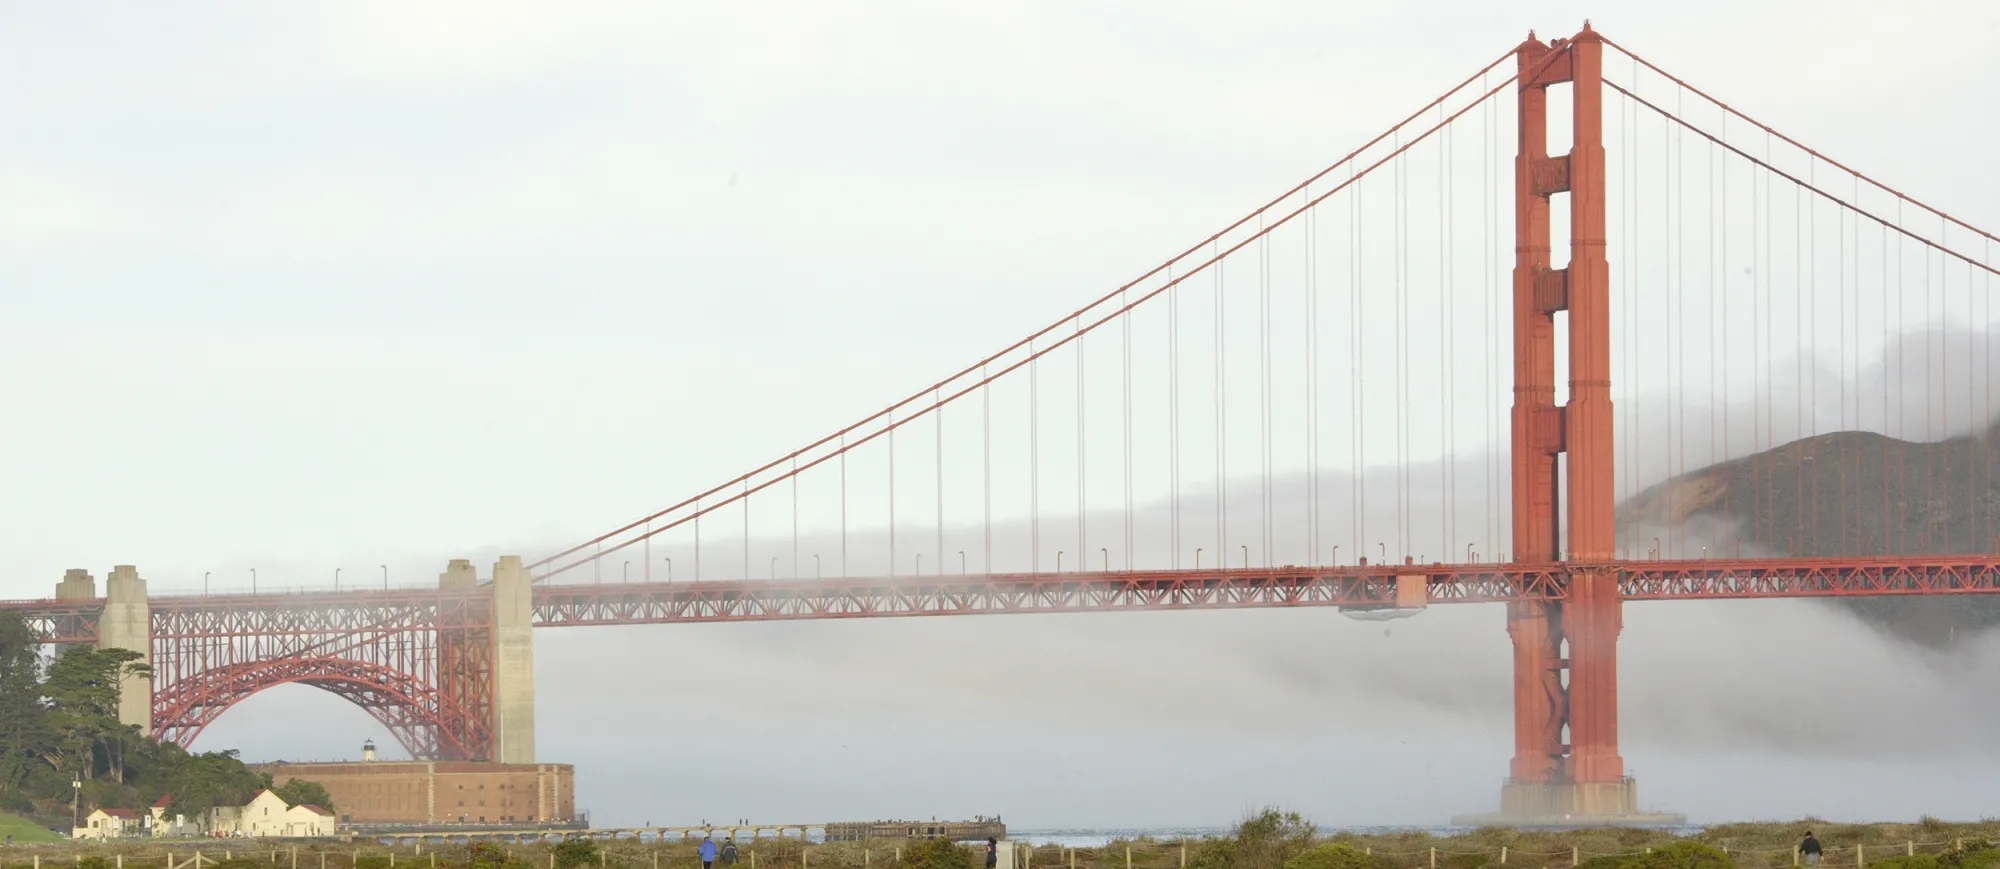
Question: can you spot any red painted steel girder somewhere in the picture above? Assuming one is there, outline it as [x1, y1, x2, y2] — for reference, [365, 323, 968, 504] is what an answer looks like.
[151, 655, 488, 761]
[10, 556, 2000, 636]
[528, 568, 1558, 625]
[0, 597, 101, 643]
[524, 556, 2000, 625]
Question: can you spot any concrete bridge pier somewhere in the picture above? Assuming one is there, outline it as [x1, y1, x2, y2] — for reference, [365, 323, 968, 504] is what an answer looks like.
[492, 555, 536, 764]
[56, 566, 152, 735]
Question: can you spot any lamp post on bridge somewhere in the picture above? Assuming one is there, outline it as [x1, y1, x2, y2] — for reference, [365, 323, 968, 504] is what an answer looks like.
[1195, 548, 1203, 569]
[665, 557, 673, 582]
[770, 557, 778, 579]
[1240, 545, 1248, 568]
[915, 553, 923, 575]
[203, 572, 210, 597]
[381, 564, 388, 589]
[1378, 542, 1386, 563]
[958, 551, 965, 575]
[1055, 551, 1062, 572]
[250, 568, 257, 595]
[1101, 548, 1108, 572]
[1332, 546, 1339, 566]
[811, 555, 819, 579]
[335, 568, 342, 591]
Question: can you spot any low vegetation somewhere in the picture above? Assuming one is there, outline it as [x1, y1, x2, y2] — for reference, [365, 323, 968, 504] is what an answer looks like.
[3, 812, 2000, 869]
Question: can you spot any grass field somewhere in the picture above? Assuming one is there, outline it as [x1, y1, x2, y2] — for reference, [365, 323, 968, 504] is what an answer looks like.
[0, 813, 59, 843]
[0, 819, 1996, 869]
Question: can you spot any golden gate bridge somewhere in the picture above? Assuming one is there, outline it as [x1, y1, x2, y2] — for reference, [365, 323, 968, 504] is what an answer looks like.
[7, 23, 1999, 823]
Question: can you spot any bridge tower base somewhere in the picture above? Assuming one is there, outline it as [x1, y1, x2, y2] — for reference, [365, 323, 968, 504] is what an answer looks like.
[1472, 23, 1682, 828]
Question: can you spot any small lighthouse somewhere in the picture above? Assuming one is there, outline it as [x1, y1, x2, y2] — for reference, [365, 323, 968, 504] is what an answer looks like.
[361, 739, 376, 762]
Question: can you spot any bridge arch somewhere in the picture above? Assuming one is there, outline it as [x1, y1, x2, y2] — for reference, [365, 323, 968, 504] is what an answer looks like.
[152, 656, 490, 761]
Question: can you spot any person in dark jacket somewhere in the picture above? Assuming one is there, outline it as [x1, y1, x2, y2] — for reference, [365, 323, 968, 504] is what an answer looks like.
[986, 838, 999, 869]
[1801, 832, 1823, 866]
[722, 839, 739, 866]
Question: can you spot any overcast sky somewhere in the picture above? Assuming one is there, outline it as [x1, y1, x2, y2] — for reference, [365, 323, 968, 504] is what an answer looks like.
[6, 0, 2000, 831]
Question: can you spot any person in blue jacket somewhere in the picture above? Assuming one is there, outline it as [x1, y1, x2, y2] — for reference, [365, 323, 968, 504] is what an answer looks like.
[701, 837, 719, 869]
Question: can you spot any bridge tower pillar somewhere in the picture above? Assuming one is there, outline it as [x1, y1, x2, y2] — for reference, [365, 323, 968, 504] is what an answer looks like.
[491, 555, 537, 764]
[1497, 22, 1634, 822]
[100, 565, 154, 736]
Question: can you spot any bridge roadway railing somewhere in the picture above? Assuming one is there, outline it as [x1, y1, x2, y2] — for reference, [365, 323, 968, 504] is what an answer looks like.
[7, 555, 2000, 642]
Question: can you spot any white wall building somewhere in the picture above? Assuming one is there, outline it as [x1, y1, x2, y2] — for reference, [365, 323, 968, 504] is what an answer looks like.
[73, 807, 138, 839]
[152, 790, 337, 838]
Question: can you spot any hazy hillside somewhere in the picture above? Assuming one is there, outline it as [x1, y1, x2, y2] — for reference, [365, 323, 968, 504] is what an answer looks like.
[1617, 424, 2000, 648]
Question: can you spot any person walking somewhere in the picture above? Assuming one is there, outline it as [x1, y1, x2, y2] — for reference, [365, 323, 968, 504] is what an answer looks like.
[1801, 831, 1823, 866]
[986, 838, 999, 869]
[723, 839, 739, 867]
[702, 837, 720, 869]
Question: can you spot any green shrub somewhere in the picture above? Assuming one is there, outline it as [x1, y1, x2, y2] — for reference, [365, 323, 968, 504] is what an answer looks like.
[1441, 855, 1490, 869]
[554, 838, 600, 869]
[1187, 838, 1238, 869]
[1575, 855, 1629, 869]
[463, 842, 537, 869]
[1869, 857, 1940, 869]
[77, 858, 115, 869]
[354, 857, 393, 869]
[898, 838, 973, 869]
[1284, 844, 1386, 869]
[1622, 843, 1736, 869]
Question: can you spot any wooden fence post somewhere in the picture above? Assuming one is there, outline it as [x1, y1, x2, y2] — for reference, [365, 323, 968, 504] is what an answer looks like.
[1500, 847, 1508, 865]
[1429, 849, 1436, 869]
[1573, 848, 1579, 867]
[1126, 847, 1131, 869]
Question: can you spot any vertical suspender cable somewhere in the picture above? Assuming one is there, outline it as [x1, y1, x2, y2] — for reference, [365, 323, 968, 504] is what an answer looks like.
[983, 366, 991, 572]
[1124, 286, 1133, 569]
[1307, 201, 1318, 563]
[1031, 346, 1040, 572]
[1443, 115, 1453, 559]
[1217, 240, 1227, 565]
[840, 434, 847, 575]
[1077, 321, 1086, 570]
[935, 388, 943, 575]
[1260, 212, 1271, 565]
[1354, 163, 1364, 560]
[889, 409, 897, 574]
[1168, 269, 1178, 567]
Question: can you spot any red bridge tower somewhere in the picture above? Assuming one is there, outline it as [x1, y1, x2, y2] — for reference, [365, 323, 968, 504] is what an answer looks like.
[1503, 24, 1633, 820]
